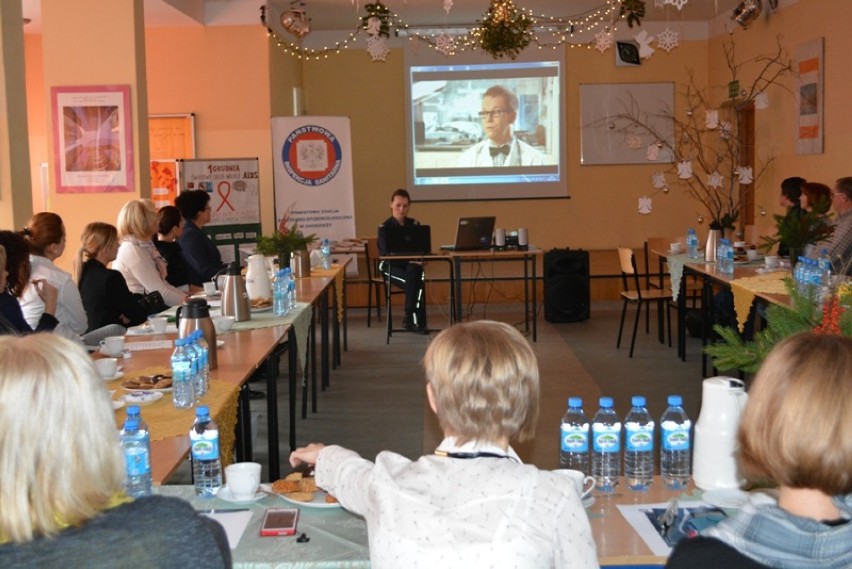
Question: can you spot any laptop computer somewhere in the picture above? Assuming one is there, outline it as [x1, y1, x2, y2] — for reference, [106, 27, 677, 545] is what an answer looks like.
[379, 224, 432, 255]
[441, 216, 496, 251]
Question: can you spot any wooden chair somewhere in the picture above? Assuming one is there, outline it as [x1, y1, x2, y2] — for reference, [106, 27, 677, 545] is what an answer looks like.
[364, 238, 385, 327]
[617, 247, 673, 358]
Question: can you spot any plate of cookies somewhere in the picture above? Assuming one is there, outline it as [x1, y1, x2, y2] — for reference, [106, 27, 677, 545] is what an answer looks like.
[121, 373, 174, 392]
[250, 297, 273, 313]
[271, 471, 340, 509]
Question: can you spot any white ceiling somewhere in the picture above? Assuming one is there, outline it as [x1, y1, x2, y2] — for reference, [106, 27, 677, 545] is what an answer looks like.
[22, 0, 748, 34]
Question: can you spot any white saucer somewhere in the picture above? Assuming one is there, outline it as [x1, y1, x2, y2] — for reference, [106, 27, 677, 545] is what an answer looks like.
[102, 371, 125, 382]
[582, 495, 595, 509]
[218, 485, 266, 503]
[123, 391, 164, 405]
[112, 399, 126, 410]
[702, 488, 748, 509]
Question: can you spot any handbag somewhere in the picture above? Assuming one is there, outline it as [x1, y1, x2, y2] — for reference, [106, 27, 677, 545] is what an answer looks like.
[134, 290, 168, 315]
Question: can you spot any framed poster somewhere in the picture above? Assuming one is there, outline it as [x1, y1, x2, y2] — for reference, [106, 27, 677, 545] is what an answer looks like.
[149, 113, 196, 160]
[51, 85, 134, 193]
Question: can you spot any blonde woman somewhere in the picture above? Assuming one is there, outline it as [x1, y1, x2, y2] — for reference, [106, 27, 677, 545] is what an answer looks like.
[18, 212, 88, 335]
[76, 222, 148, 330]
[0, 335, 231, 565]
[290, 321, 597, 569]
[113, 200, 187, 307]
[666, 333, 852, 569]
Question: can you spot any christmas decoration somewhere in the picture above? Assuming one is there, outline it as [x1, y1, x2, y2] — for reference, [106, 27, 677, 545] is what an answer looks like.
[443, 0, 453, 15]
[736, 166, 754, 184]
[435, 33, 455, 56]
[366, 35, 390, 61]
[646, 143, 661, 161]
[619, 0, 647, 28]
[705, 109, 719, 129]
[594, 29, 614, 53]
[651, 172, 667, 189]
[362, 3, 390, 37]
[634, 30, 655, 59]
[677, 160, 693, 179]
[754, 92, 769, 109]
[665, 0, 689, 9]
[656, 27, 680, 53]
[627, 135, 643, 150]
[638, 196, 653, 214]
[476, 0, 533, 59]
[707, 171, 724, 189]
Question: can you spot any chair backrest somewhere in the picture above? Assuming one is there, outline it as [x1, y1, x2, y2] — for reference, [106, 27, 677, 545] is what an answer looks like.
[365, 237, 382, 282]
[617, 247, 643, 297]
[644, 237, 673, 288]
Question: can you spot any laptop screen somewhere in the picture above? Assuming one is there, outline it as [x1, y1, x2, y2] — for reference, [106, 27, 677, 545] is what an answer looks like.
[452, 216, 496, 250]
[379, 225, 432, 255]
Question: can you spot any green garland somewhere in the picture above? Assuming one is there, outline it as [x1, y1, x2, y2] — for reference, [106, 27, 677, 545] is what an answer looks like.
[362, 3, 391, 38]
[477, 0, 532, 60]
[619, 0, 646, 28]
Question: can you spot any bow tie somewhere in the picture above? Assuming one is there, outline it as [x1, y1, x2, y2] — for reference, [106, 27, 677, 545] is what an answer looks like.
[489, 145, 510, 158]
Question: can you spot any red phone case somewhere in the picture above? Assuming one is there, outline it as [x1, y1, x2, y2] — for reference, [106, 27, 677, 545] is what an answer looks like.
[260, 508, 299, 536]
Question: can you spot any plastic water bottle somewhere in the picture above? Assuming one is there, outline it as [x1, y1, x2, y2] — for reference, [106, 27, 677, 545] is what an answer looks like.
[273, 270, 288, 316]
[185, 333, 201, 402]
[321, 238, 332, 270]
[560, 397, 590, 474]
[171, 338, 194, 409]
[193, 330, 210, 398]
[190, 405, 222, 497]
[624, 395, 655, 490]
[284, 267, 297, 310]
[686, 228, 699, 260]
[121, 406, 152, 497]
[660, 395, 691, 489]
[591, 397, 621, 494]
[817, 248, 832, 285]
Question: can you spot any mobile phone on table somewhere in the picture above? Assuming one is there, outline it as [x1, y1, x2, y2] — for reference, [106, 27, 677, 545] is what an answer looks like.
[260, 508, 299, 536]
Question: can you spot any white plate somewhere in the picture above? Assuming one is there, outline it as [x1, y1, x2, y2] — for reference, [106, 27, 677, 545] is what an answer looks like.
[102, 371, 125, 382]
[122, 384, 173, 393]
[582, 495, 595, 509]
[250, 305, 272, 313]
[122, 391, 164, 405]
[112, 399, 126, 410]
[274, 488, 341, 509]
[702, 488, 748, 509]
[218, 485, 268, 504]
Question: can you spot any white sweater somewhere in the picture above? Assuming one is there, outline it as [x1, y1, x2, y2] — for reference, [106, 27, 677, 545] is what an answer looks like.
[20, 255, 88, 334]
[113, 239, 186, 307]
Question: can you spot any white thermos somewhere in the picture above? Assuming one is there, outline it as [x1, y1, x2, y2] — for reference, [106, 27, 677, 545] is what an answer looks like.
[693, 377, 749, 490]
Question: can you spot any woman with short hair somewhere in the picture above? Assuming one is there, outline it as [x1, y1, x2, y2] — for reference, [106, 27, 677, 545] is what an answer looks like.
[799, 181, 832, 213]
[666, 333, 852, 569]
[76, 222, 148, 331]
[154, 205, 190, 288]
[290, 320, 597, 568]
[0, 334, 231, 567]
[112, 200, 187, 307]
[17, 212, 89, 335]
[175, 190, 225, 287]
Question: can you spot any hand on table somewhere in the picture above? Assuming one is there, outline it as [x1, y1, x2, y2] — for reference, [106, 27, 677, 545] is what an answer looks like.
[290, 443, 326, 469]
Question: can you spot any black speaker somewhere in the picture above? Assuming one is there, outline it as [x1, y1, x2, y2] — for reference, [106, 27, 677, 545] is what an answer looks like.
[544, 249, 590, 323]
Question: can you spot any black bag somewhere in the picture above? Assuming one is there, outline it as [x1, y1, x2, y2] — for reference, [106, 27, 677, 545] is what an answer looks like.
[134, 291, 168, 315]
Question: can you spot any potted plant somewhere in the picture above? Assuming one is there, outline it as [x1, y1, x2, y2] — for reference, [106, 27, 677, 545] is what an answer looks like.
[760, 199, 833, 264]
[256, 205, 317, 270]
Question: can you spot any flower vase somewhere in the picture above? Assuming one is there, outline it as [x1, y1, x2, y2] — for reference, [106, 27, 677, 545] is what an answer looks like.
[705, 229, 721, 263]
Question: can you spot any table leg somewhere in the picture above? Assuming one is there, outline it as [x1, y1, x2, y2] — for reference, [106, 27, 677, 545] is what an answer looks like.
[235, 384, 252, 462]
[288, 333, 297, 454]
[454, 257, 463, 322]
[678, 269, 687, 360]
[321, 289, 330, 395]
[332, 278, 341, 369]
[266, 343, 281, 480]
[531, 254, 538, 342]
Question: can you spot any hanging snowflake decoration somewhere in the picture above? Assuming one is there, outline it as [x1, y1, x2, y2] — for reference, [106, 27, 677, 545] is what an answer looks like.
[435, 33, 455, 56]
[707, 171, 725, 189]
[736, 166, 754, 184]
[754, 92, 770, 109]
[594, 30, 613, 53]
[665, 0, 689, 9]
[627, 135, 643, 150]
[677, 160, 693, 179]
[656, 27, 680, 53]
[719, 121, 733, 140]
[651, 172, 667, 189]
[366, 35, 390, 61]
[443, 0, 454, 14]
[705, 109, 719, 129]
[638, 196, 653, 215]
[634, 30, 655, 59]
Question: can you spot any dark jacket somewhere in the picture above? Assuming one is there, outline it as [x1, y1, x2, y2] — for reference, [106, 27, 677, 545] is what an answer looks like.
[0, 290, 58, 335]
[777, 203, 803, 258]
[178, 221, 226, 286]
[377, 216, 419, 256]
[666, 536, 770, 569]
[154, 239, 190, 288]
[78, 259, 148, 331]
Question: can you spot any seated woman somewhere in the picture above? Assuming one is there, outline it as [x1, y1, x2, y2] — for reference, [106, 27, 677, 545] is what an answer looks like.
[18, 213, 88, 336]
[799, 181, 832, 213]
[290, 320, 597, 568]
[0, 334, 231, 567]
[666, 333, 852, 569]
[175, 190, 226, 288]
[113, 200, 187, 307]
[154, 205, 190, 289]
[76, 222, 148, 331]
[0, 232, 59, 335]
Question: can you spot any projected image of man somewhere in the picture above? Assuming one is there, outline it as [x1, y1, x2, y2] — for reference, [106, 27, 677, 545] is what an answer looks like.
[457, 85, 545, 167]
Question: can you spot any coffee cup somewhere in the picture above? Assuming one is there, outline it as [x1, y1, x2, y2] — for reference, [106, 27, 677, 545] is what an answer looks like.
[669, 242, 683, 254]
[225, 462, 261, 500]
[148, 316, 168, 334]
[214, 315, 236, 333]
[94, 357, 118, 379]
[203, 281, 217, 296]
[764, 255, 779, 269]
[559, 469, 596, 500]
[746, 249, 760, 261]
[99, 335, 125, 356]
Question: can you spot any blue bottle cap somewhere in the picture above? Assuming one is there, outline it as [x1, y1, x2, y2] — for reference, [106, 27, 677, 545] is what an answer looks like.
[196, 405, 210, 417]
[124, 419, 139, 431]
[599, 396, 613, 408]
[126, 405, 140, 416]
[631, 395, 646, 407]
[667, 395, 683, 406]
[568, 396, 582, 408]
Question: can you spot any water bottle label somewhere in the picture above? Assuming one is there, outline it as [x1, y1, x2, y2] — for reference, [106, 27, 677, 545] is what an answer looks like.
[625, 424, 654, 452]
[661, 422, 691, 451]
[592, 423, 621, 453]
[124, 444, 151, 476]
[560, 424, 589, 453]
[191, 436, 220, 461]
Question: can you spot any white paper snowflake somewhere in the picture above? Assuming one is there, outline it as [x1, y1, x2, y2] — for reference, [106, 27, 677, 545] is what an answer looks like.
[594, 30, 613, 53]
[707, 171, 724, 189]
[627, 135, 643, 150]
[634, 30, 655, 59]
[736, 166, 754, 184]
[754, 92, 769, 109]
[656, 27, 680, 53]
[651, 172, 667, 189]
[665, 0, 689, 9]
[638, 196, 653, 215]
[677, 160, 693, 179]
[364, 15, 382, 36]
[705, 109, 719, 129]
[435, 33, 455, 56]
[366, 35, 390, 61]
